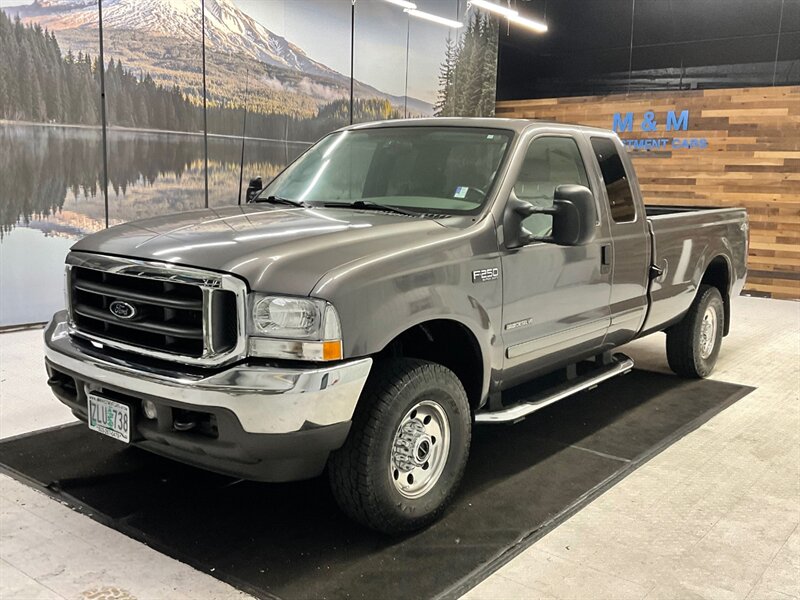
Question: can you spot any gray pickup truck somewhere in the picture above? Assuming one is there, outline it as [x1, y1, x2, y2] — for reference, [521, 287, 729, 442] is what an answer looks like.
[44, 118, 748, 533]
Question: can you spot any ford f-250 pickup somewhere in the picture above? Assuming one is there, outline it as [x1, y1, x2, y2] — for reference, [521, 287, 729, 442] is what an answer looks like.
[44, 118, 748, 533]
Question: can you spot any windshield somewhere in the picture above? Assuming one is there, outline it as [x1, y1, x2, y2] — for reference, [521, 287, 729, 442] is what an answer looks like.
[260, 126, 513, 215]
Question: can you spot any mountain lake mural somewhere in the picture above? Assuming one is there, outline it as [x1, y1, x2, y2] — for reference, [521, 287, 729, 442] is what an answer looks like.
[0, 0, 500, 326]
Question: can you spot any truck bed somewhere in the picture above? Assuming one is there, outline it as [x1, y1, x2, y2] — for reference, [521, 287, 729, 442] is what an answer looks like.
[640, 205, 749, 336]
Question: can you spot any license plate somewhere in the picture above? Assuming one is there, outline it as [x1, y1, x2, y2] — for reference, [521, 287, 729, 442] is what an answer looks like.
[87, 393, 130, 443]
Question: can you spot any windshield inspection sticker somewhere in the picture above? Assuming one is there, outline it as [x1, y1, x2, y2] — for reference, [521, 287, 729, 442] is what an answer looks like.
[454, 186, 469, 198]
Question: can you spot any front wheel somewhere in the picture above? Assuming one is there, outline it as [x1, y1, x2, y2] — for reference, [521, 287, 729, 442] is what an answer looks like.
[328, 358, 471, 534]
[666, 284, 724, 378]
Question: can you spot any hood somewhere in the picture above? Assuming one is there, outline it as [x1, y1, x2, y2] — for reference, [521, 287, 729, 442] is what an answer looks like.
[71, 205, 458, 296]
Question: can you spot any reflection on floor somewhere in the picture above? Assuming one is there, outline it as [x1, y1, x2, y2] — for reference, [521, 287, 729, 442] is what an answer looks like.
[1, 296, 798, 600]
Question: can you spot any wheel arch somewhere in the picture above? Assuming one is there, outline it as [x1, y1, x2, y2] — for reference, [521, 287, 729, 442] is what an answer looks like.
[700, 254, 732, 336]
[375, 318, 486, 411]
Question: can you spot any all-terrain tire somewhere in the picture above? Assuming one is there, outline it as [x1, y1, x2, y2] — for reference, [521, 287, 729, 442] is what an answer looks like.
[328, 358, 471, 534]
[666, 284, 724, 378]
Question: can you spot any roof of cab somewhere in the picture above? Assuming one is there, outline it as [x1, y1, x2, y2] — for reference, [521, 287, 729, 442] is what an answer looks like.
[339, 117, 616, 136]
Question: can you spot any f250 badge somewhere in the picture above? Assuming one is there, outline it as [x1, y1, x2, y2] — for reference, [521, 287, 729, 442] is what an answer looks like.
[472, 267, 499, 283]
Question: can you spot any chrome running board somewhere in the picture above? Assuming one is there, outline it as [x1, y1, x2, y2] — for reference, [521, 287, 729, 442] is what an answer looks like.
[475, 354, 635, 424]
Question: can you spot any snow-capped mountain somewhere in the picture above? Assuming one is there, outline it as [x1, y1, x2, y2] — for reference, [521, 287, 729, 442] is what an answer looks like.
[8, 0, 343, 80]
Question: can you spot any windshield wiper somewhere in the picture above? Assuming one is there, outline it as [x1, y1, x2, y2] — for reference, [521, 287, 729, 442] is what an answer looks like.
[253, 195, 306, 208]
[323, 200, 421, 217]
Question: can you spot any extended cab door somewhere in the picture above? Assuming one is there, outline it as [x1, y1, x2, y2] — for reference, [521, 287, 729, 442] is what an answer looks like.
[499, 132, 613, 388]
[586, 135, 651, 346]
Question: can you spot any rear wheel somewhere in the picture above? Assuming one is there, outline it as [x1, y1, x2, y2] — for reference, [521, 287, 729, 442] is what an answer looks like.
[328, 358, 471, 534]
[666, 284, 724, 378]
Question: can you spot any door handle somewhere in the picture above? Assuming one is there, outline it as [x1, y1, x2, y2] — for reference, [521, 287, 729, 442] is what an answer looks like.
[601, 244, 612, 266]
[650, 259, 668, 281]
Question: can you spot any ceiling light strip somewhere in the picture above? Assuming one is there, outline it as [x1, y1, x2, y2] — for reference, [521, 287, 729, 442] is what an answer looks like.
[469, 0, 519, 19]
[384, 0, 417, 9]
[508, 13, 548, 33]
[469, 0, 548, 34]
[404, 9, 463, 28]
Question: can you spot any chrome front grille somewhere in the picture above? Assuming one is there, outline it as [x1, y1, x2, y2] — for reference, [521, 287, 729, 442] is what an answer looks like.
[66, 252, 247, 366]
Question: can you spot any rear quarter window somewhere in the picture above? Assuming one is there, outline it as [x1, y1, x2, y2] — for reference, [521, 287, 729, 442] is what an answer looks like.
[590, 137, 636, 223]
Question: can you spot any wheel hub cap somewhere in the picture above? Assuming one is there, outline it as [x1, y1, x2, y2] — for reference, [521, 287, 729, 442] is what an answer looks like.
[392, 420, 428, 472]
[699, 306, 718, 359]
[390, 400, 450, 499]
[414, 438, 431, 462]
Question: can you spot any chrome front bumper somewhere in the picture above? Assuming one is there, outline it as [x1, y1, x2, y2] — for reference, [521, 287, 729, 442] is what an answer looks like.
[44, 311, 372, 435]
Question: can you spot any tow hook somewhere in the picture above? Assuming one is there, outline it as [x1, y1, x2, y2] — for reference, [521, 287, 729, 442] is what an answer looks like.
[173, 410, 199, 431]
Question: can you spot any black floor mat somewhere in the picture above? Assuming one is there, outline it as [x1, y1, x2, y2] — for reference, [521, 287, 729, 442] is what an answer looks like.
[0, 370, 751, 599]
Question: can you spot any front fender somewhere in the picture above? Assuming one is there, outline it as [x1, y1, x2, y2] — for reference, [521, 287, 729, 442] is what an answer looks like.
[313, 218, 504, 402]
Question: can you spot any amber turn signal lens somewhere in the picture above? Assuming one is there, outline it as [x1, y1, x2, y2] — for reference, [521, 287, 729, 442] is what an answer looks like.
[322, 340, 343, 361]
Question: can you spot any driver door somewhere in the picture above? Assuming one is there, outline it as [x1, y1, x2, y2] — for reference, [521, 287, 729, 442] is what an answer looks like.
[500, 133, 613, 388]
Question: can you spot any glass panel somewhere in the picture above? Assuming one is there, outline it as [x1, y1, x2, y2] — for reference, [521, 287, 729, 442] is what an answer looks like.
[103, 0, 206, 223]
[206, 1, 349, 208]
[436, 0, 499, 117]
[515, 137, 590, 236]
[353, 0, 409, 124]
[263, 126, 512, 214]
[207, 136, 308, 208]
[282, 0, 352, 137]
[405, 0, 459, 118]
[106, 130, 207, 222]
[591, 137, 636, 223]
[0, 4, 103, 325]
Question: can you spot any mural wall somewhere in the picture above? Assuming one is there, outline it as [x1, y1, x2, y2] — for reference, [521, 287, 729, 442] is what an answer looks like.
[0, 0, 500, 326]
[497, 86, 800, 300]
[496, 0, 799, 100]
[495, 0, 799, 300]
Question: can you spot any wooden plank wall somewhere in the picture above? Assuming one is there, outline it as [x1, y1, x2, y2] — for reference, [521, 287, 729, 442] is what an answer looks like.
[496, 85, 800, 300]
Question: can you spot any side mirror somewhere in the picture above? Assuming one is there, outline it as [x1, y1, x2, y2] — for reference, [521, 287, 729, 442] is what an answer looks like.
[245, 177, 263, 203]
[550, 184, 597, 246]
[504, 184, 597, 249]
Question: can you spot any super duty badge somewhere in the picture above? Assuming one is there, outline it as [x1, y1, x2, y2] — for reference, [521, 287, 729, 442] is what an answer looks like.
[472, 267, 499, 283]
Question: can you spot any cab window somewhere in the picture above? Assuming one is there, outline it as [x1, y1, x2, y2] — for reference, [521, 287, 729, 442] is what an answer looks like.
[590, 137, 636, 223]
[513, 136, 590, 237]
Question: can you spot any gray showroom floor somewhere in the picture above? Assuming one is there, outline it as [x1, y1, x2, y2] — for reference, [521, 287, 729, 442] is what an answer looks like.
[1, 295, 798, 600]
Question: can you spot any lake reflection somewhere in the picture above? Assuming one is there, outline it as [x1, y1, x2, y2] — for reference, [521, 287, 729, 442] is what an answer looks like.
[0, 123, 308, 326]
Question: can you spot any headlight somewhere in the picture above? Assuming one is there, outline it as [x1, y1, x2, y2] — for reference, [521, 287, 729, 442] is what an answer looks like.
[248, 295, 343, 361]
[252, 296, 322, 339]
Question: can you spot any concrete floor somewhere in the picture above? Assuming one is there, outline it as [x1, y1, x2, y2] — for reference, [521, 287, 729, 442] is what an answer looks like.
[1, 296, 798, 600]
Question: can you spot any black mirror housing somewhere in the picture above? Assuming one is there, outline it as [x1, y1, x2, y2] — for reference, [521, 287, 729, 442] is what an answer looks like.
[503, 192, 536, 249]
[503, 185, 597, 249]
[245, 177, 263, 203]
[551, 184, 597, 246]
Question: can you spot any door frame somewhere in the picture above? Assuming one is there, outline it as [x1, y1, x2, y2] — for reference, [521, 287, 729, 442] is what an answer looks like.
[494, 127, 615, 385]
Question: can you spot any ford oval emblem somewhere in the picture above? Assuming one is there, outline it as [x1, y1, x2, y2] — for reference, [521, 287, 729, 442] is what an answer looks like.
[109, 300, 137, 320]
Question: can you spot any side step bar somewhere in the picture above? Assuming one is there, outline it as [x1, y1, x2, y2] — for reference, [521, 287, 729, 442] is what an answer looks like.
[475, 354, 635, 424]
